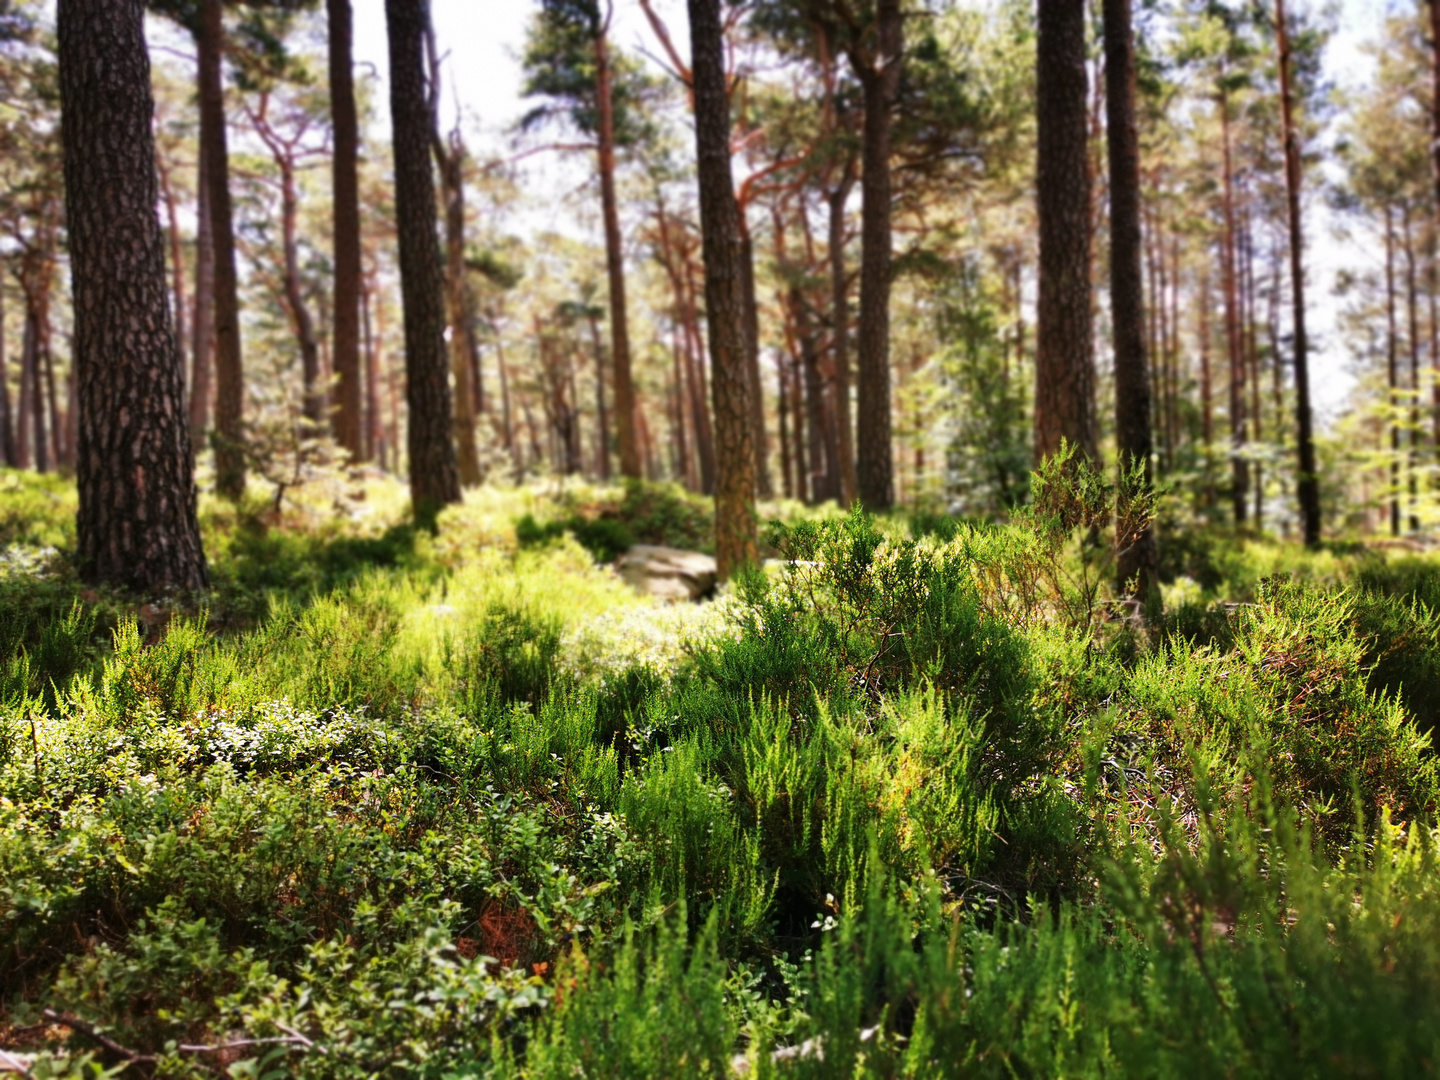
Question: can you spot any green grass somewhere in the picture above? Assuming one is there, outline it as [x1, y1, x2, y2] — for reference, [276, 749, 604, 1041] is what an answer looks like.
[3, 465, 1440, 1077]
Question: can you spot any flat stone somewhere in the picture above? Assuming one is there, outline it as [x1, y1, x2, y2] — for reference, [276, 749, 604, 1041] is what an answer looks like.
[616, 544, 718, 602]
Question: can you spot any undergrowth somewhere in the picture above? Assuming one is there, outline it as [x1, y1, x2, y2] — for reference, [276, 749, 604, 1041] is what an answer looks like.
[2, 464, 1440, 1077]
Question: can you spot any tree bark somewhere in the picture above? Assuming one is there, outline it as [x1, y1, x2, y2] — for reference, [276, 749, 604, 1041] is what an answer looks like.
[58, 0, 207, 591]
[0, 270, 12, 466]
[1274, 0, 1321, 546]
[437, 131, 482, 485]
[587, 312, 610, 480]
[19, 301, 41, 471]
[199, 0, 245, 499]
[1104, 0, 1156, 598]
[826, 163, 858, 504]
[1035, 0, 1097, 463]
[595, 26, 639, 479]
[1385, 204, 1400, 537]
[852, 0, 901, 509]
[156, 146, 189, 420]
[688, 0, 758, 578]
[189, 141, 214, 457]
[1219, 87, 1247, 524]
[325, 0, 364, 458]
[738, 217, 772, 497]
[386, 0, 460, 522]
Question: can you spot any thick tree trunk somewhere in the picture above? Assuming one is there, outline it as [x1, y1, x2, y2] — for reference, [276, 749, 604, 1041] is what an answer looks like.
[688, 0, 758, 577]
[1275, 0, 1321, 546]
[385, 0, 460, 522]
[852, 0, 900, 509]
[199, 0, 245, 499]
[58, 0, 207, 591]
[595, 29, 639, 479]
[1035, 0, 1097, 463]
[189, 144, 214, 456]
[327, 0, 364, 459]
[1104, 0, 1156, 598]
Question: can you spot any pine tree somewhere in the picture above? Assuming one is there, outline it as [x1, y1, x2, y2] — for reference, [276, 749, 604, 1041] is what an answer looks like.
[385, 0, 460, 523]
[58, 0, 208, 591]
[688, 0, 758, 577]
[1035, 0, 1096, 462]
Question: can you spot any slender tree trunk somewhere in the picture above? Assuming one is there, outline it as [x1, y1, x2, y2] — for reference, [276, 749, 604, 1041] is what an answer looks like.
[0, 270, 12, 466]
[688, 0, 758, 577]
[669, 324, 690, 485]
[594, 28, 639, 479]
[1104, 0, 1156, 598]
[587, 312, 610, 480]
[361, 267, 380, 462]
[22, 302, 44, 472]
[190, 144, 214, 456]
[41, 318, 63, 467]
[156, 147, 189, 413]
[58, 0, 207, 590]
[199, 0, 245, 498]
[327, 0, 364, 458]
[738, 217, 772, 497]
[682, 253, 717, 494]
[1404, 203, 1421, 533]
[1386, 205, 1400, 537]
[851, 0, 901, 509]
[1199, 265, 1215, 507]
[826, 164, 858, 504]
[1219, 88, 1247, 524]
[1275, 0, 1321, 546]
[385, 0, 460, 522]
[1035, 0, 1097, 463]
[437, 134, 482, 485]
[269, 148, 324, 428]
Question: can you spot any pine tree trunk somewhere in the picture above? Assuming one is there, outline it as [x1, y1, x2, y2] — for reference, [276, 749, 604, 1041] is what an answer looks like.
[58, 0, 207, 591]
[190, 144, 214, 457]
[852, 0, 900, 509]
[199, 0, 245, 498]
[1404, 204, 1421, 533]
[826, 168, 859, 505]
[437, 136, 482, 485]
[1035, 0, 1097, 463]
[20, 304, 38, 470]
[1274, 0, 1321, 546]
[0, 271, 12, 466]
[595, 29, 639, 479]
[688, 0, 758, 578]
[1104, 0, 1156, 598]
[1219, 89, 1247, 524]
[156, 148, 189, 418]
[739, 219, 772, 497]
[1385, 205, 1400, 537]
[588, 313, 610, 480]
[327, 0, 364, 459]
[270, 148, 324, 428]
[386, 0, 460, 521]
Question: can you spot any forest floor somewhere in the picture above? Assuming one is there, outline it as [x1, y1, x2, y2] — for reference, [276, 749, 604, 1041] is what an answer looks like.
[2, 465, 1440, 1078]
